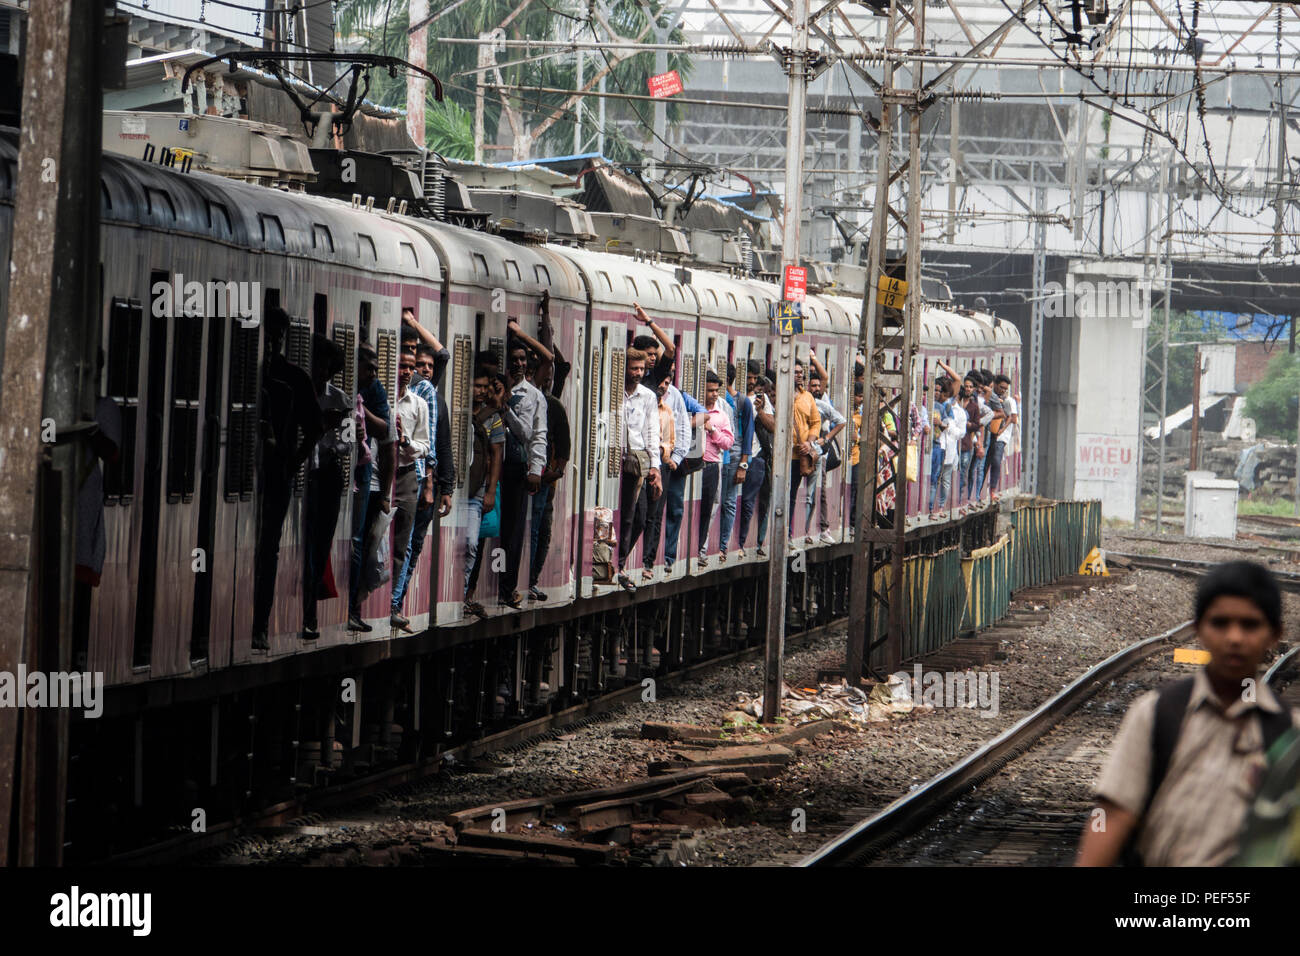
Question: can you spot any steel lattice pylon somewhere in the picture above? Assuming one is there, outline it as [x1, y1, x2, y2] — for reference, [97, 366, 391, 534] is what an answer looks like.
[846, 0, 926, 681]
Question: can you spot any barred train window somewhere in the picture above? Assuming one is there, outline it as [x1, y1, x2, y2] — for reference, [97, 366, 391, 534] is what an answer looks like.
[104, 297, 143, 504]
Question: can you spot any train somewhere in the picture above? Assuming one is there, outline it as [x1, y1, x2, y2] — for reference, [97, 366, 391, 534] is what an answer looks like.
[0, 126, 1021, 854]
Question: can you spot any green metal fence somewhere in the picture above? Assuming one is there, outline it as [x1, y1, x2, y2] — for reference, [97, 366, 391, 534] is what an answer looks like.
[867, 499, 1102, 670]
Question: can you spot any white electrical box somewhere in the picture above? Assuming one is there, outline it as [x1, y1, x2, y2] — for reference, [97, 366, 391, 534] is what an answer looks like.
[1186, 478, 1238, 540]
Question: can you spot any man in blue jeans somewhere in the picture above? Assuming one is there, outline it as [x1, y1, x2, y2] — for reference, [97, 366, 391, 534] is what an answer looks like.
[717, 362, 753, 562]
[348, 344, 393, 633]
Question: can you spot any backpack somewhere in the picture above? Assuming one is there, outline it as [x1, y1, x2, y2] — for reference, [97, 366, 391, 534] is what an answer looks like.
[1122, 676, 1293, 866]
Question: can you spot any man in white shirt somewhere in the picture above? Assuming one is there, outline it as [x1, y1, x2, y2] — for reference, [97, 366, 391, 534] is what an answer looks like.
[389, 350, 432, 629]
[617, 348, 661, 591]
[982, 373, 1018, 501]
[497, 340, 548, 609]
[806, 360, 847, 543]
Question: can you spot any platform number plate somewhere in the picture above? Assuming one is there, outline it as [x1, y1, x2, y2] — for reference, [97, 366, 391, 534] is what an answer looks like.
[876, 275, 907, 309]
[770, 301, 803, 336]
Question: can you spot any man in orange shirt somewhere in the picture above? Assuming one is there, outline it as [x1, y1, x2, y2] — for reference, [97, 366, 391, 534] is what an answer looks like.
[787, 361, 821, 548]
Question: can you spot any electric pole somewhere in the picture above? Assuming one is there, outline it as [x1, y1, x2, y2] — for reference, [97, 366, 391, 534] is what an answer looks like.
[848, 0, 924, 682]
[762, 0, 811, 722]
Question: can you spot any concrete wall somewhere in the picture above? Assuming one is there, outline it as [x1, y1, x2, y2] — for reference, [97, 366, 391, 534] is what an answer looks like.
[1067, 261, 1145, 520]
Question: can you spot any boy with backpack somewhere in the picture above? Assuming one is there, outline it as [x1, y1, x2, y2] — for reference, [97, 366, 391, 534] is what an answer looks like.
[1077, 561, 1294, 866]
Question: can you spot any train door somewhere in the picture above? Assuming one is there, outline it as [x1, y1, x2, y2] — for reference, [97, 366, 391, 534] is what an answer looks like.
[130, 271, 171, 671]
[190, 286, 230, 665]
[580, 313, 622, 597]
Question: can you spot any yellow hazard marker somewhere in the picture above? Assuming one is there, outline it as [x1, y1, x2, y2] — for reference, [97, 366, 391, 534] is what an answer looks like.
[1174, 648, 1211, 665]
[1078, 547, 1109, 576]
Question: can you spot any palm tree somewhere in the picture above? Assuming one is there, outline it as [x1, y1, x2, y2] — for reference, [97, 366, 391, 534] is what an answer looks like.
[336, 0, 692, 161]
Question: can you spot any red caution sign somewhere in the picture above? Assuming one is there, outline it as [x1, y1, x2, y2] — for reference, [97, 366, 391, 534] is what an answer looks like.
[647, 70, 684, 98]
[783, 265, 807, 303]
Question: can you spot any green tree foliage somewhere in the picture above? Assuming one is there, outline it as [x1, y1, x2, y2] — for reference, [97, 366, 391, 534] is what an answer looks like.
[425, 99, 474, 159]
[1245, 351, 1300, 441]
[337, 0, 691, 160]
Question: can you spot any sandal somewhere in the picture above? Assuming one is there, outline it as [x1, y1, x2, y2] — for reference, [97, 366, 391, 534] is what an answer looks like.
[617, 572, 637, 593]
[641, 567, 655, 582]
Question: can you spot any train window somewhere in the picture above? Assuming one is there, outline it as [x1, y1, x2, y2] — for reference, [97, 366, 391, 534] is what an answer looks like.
[224, 321, 259, 501]
[452, 334, 473, 488]
[359, 301, 372, 344]
[313, 224, 334, 253]
[287, 321, 313, 496]
[598, 272, 612, 292]
[313, 294, 328, 335]
[331, 323, 358, 494]
[504, 260, 521, 281]
[166, 315, 204, 502]
[400, 242, 419, 269]
[146, 188, 176, 222]
[104, 297, 143, 504]
[357, 234, 377, 263]
[625, 277, 638, 297]
[207, 202, 232, 237]
[377, 328, 399, 409]
[472, 253, 489, 279]
[260, 214, 285, 249]
[534, 265, 551, 285]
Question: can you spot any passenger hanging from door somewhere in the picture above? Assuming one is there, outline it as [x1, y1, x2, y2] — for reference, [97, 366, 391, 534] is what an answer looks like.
[617, 348, 661, 592]
[695, 370, 734, 570]
[497, 335, 548, 609]
[301, 335, 350, 641]
[251, 307, 323, 651]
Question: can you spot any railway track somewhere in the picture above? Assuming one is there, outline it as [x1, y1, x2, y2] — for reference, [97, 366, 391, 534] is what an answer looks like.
[1108, 551, 1300, 590]
[800, 611, 1300, 866]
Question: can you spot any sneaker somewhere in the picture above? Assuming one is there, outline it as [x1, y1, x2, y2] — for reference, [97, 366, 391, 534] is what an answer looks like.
[529, 586, 548, 602]
[697, 552, 708, 570]
[500, 591, 523, 610]
[464, 600, 486, 618]
[299, 625, 319, 642]
[251, 630, 269, 651]
[390, 611, 411, 630]
[756, 546, 767, 558]
[347, 614, 373, 633]
[818, 531, 835, 544]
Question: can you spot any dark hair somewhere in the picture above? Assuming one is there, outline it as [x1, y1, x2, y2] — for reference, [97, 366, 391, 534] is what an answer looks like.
[705, 370, 721, 386]
[979, 368, 994, 385]
[507, 338, 527, 357]
[747, 359, 763, 376]
[1195, 561, 1282, 633]
[854, 382, 863, 397]
[809, 368, 822, 382]
[765, 367, 776, 382]
[400, 325, 420, 344]
[632, 335, 658, 352]
[757, 376, 772, 389]
[496, 373, 512, 393]
[416, 343, 437, 360]
[727, 362, 736, 386]
[476, 349, 499, 368]
[935, 376, 953, 393]
[473, 365, 492, 381]
[994, 373, 1011, 386]
[358, 343, 378, 365]
[312, 333, 345, 378]
[265, 306, 291, 338]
